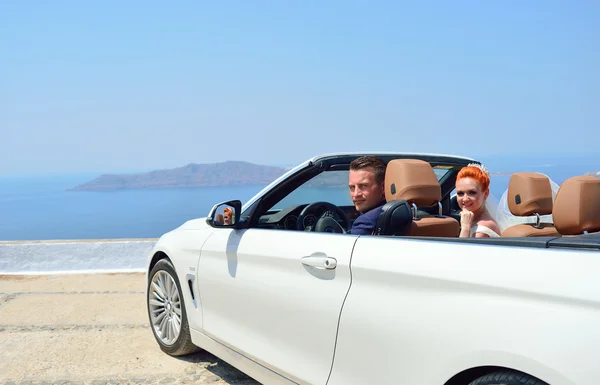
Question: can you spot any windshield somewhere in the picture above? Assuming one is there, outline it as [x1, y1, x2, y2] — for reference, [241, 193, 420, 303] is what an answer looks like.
[271, 167, 451, 211]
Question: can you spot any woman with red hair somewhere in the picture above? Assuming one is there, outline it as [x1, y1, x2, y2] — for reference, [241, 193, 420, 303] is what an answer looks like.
[223, 207, 233, 225]
[455, 163, 501, 238]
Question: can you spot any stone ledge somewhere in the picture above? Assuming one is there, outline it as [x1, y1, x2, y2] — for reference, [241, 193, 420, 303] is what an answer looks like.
[0, 238, 159, 245]
[0, 240, 157, 275]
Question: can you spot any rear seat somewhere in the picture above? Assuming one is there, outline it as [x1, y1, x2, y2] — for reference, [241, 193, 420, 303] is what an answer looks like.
[552, 176, 600, 235]
[501, 172, 560, 237]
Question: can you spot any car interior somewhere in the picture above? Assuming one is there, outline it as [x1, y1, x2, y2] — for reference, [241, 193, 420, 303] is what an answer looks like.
[251, 156, 464, 233]
[244, 155, 600, 242]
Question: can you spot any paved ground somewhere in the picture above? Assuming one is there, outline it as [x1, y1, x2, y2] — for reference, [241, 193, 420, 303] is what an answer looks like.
[0, 273, 261, 385]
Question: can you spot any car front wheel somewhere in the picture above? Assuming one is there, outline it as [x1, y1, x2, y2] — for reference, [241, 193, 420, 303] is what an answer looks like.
[147, 258, 198, 356]
[468, 370, 548, 385]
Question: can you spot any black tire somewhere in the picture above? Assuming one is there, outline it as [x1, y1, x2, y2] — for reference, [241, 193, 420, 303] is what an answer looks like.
[147, 258, 199, 356]
[468, 370, 548, 385]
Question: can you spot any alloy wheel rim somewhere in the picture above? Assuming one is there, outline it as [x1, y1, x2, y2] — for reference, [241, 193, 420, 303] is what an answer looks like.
[149, 270, 182, 345]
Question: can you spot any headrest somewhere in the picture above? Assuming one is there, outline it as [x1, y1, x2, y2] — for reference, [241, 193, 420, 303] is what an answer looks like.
[507, 172, 553, 216]
[552, 176, 600, 235]
[385, 159, 441, 206]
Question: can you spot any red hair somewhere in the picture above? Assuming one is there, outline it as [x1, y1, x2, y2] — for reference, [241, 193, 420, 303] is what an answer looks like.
[457, 165, 490, 192]
[223, 207, 233, 216]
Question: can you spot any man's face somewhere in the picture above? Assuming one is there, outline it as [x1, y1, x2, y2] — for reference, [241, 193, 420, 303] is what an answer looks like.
[349, 167, 385, 213]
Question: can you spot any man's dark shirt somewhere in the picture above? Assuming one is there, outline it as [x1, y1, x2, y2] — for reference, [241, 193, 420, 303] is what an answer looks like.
[350, 200, 387, 235]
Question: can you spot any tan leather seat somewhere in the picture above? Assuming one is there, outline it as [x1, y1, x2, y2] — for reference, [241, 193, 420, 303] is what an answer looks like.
[552, 176, 600, 235]
[385, 159, 459, 237]
[501, 172, 560, 237]
[215, 214, 224, 225]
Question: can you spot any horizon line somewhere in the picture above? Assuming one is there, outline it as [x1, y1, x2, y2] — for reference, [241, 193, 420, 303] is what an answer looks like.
[2, 152, 599, 178]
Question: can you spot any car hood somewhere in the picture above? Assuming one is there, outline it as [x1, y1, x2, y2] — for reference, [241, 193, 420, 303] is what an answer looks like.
[175, 217, 211, 231]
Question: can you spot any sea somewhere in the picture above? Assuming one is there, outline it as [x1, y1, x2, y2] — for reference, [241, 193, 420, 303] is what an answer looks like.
[1, 155, 598, 242]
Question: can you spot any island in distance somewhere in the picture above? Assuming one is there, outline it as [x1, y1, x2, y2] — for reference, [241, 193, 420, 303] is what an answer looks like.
[68, 161, 290, 191]
[68, 160, 600, 192]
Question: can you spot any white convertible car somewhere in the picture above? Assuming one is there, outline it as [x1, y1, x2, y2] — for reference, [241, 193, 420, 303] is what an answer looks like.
[145, 152, 600, 385]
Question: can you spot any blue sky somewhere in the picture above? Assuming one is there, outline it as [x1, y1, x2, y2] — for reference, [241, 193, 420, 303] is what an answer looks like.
[2, 1, 598, 175]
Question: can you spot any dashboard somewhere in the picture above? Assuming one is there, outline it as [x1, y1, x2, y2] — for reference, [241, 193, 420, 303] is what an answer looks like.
[257, 204, 359, 231]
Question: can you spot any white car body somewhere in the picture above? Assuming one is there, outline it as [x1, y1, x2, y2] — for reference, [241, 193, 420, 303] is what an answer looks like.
[145, 152, 600, 385]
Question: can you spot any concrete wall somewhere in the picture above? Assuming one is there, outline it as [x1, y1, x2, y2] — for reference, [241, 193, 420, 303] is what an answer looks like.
[0, 239, 158, 275]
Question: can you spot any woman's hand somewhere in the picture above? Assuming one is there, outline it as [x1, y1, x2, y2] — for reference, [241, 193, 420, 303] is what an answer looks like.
[459, 209, 474, 237]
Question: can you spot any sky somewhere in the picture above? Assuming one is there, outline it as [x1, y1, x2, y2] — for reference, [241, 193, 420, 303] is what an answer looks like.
[1, 1, 599, 175]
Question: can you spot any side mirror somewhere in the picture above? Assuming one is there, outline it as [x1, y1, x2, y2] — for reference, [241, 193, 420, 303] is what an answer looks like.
[206, 200, 242, 228]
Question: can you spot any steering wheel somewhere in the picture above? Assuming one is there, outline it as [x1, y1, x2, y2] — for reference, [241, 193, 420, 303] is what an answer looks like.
[296, 201, 350, 232]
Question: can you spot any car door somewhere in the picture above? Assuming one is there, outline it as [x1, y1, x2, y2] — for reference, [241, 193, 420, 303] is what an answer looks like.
[197, 226, 359, 385]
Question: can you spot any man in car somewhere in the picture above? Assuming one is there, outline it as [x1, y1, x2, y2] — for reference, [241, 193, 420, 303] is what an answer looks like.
[348, 155, 387, 235]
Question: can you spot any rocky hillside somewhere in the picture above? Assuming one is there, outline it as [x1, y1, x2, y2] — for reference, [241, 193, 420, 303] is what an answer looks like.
[68, 161, 288, 191]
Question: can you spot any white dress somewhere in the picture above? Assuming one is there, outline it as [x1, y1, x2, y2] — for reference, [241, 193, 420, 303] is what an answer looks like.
[469, 224, 500, 238]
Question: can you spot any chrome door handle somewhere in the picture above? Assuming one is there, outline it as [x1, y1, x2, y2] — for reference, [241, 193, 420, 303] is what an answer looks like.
[301, 255, 337, 270]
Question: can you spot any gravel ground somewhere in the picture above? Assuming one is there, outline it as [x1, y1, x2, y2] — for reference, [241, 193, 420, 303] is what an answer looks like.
[0, 273, 261, 385]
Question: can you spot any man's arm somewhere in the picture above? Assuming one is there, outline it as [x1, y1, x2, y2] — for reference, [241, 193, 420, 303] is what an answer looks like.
[349, 215, 376, 235]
